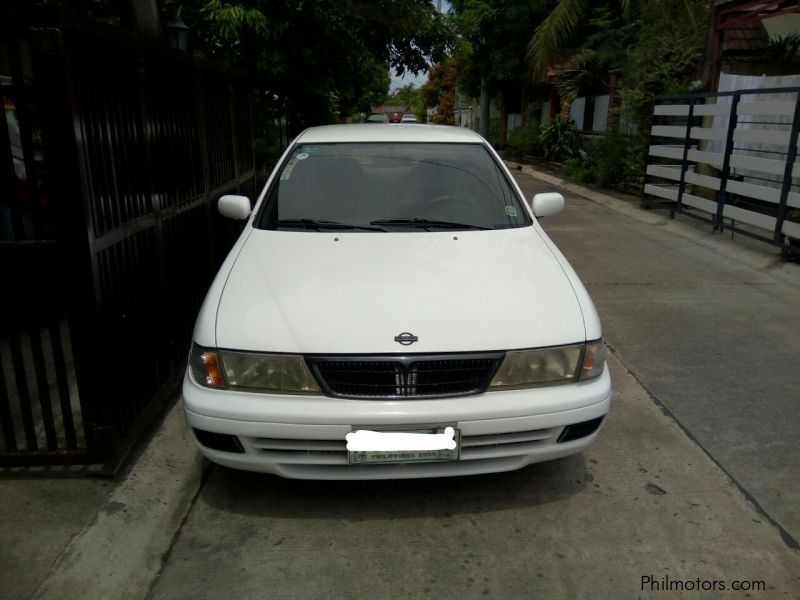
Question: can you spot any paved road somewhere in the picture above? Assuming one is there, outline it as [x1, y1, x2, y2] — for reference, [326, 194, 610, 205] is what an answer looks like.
[146, 172, 800, 599]
[513, 173, 800, 547]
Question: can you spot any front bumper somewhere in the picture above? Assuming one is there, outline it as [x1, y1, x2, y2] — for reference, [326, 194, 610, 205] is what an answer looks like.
[182, 367, 611, 480]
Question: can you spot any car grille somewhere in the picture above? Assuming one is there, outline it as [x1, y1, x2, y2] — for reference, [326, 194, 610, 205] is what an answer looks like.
[306, 353, 503, 399]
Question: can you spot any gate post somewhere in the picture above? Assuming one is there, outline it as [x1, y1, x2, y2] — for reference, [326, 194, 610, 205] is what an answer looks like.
[676, 97, 697, 216]
[714, 92, 741, 232]
[774, 91, 800, 244]
[640, 98, 656, 210]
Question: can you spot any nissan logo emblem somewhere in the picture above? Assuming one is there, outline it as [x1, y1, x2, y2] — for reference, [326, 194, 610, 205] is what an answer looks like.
[394, 332, 418, 346]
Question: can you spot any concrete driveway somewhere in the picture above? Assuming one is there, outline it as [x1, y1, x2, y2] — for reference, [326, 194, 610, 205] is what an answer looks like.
[513, 172, 800, 547]
[143, 171, 800, 599]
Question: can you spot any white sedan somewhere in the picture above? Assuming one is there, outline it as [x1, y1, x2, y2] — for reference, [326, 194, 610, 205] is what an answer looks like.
[183, 124, 611, 479]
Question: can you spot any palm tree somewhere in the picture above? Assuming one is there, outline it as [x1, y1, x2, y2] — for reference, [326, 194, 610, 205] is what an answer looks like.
[528, 0, 696, 74]
[527, 0, 601, 76]
[528, 0, 632, 125]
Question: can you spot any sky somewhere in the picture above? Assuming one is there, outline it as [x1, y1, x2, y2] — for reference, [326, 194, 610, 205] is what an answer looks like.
[389, 70, 429, 92]
[388, 0, 451, 92]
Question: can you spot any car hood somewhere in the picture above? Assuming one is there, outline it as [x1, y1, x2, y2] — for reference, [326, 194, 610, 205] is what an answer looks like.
[215, 227, 586, 354]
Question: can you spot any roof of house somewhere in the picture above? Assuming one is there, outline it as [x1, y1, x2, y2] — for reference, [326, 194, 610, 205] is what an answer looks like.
[722, 19, 770, 51]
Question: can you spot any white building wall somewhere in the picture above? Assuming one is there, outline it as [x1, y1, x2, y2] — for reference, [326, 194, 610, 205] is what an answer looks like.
[592, 95, 610, 132]
[570, 97, 586, 130]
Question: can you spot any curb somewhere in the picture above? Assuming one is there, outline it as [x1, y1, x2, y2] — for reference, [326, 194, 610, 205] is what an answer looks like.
[32, 401, 204, 600]
[506, 160, 800, 287]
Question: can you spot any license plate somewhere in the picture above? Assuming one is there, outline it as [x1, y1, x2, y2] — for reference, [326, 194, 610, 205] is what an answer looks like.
[347, 426, 460, 465]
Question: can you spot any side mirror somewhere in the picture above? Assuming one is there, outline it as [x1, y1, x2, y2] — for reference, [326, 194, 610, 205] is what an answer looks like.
[531, 192, 564, 218]
[218, 195, 252, 220]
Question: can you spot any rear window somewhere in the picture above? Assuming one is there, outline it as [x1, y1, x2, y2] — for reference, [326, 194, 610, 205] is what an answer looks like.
[255, 142, 530, 231]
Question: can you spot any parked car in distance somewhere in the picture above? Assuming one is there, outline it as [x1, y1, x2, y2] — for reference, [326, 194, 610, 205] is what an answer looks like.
[401, 113, 417, 123]
[365, 113, 387, 123]
[184, 124, 611, 480]
[388, 112, 403, 123]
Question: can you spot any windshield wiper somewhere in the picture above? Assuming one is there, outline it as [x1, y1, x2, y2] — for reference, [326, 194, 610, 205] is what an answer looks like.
[370, 218, 492, 230]
[276, 219, 385, 232]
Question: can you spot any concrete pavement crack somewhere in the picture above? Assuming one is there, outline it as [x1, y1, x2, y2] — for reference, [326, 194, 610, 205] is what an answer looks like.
[604, 342, 800, 553]
[143, 460, 213, 600]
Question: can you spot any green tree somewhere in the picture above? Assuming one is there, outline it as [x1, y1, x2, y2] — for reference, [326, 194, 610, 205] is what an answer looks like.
[528, 0, 645, 75]
[451, 0, 548, 141]
[549, 0, 706, 190]
[620, 0, 707, 127]
[423, 59, 457, 125]
[337, 58, 393, 119]
[158, 0, 451, 132]
[524, 0, 705, 129]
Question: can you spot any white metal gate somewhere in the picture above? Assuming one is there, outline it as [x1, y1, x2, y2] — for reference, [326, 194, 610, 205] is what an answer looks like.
[641, 86, 800, 256]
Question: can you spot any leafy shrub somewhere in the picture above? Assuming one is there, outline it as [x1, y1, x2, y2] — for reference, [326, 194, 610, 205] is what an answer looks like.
[595, 134, 629, 189]
[563, 153, 595, 184]
[563, 133, 647, 192]
[619, 136, 647, 191]
[506, 124, 541, 160]
[539, 117, 582, 162]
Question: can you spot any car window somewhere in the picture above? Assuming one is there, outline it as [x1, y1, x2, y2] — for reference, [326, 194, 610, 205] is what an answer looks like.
[255, 142, 531, 231]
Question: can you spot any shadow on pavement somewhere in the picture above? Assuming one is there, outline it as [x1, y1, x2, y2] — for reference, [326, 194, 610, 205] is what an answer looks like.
[199, 454, 589, 521]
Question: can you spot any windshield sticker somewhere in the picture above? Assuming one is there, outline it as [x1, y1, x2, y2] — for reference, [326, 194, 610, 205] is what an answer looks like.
[296, 152, 309, 160]
[504, 205, 518, 217]
[280, 159, 297, 180]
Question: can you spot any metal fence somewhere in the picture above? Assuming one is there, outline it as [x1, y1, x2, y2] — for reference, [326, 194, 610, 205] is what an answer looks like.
[641, 87, 800, 256]
[1, 8, 255, 471]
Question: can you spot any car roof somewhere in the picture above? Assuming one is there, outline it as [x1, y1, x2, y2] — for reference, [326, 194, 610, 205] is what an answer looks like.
[296, 124, 485, 144]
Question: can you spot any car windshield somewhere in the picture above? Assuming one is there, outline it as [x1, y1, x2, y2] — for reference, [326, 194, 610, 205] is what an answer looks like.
[256, 142, 530, 231]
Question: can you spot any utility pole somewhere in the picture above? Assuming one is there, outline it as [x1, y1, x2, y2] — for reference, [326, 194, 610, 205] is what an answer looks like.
[480, 76, 490, 138]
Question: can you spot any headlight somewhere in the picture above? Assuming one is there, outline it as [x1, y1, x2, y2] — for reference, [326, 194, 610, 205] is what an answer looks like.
[488, 339, 605, 390]
[188, 345, 321, 394]
[221, 351, 320, 393]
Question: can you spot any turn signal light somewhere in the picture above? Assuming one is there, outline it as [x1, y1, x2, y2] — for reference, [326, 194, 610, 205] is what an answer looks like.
[200, 351, 224, 387]
[189, 345, 226, 388]
[579, 339, 606, 381]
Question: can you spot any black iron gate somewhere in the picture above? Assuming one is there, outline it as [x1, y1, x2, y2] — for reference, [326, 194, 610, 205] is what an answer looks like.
[1, 8, 256, 471]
